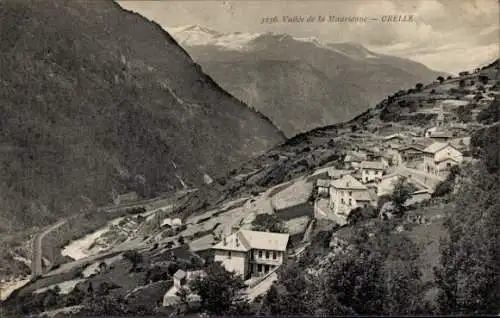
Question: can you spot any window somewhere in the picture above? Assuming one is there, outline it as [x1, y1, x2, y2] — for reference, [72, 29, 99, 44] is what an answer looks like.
[348, 191, 352, 196]
[341, 198, 345, 204]
[228, 251, 231, 259]
[258, 250, 262, 258]
[258, 264, 262, 272]
[273, 252, 277, 259]
[348, 198, 352, 206]
[266, 251, 270, 259]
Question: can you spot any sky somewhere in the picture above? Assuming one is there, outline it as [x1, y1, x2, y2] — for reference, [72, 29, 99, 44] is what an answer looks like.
[117, 0, 499, 74]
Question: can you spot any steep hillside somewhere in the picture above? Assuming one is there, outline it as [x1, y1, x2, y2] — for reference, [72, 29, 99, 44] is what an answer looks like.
[3, 58, 498, 318]
[167, 27, 446, 137]
[0, 0, 284, 231]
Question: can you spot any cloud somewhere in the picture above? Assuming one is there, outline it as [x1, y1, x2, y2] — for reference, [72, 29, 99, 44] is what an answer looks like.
[117, 0, 499, 74]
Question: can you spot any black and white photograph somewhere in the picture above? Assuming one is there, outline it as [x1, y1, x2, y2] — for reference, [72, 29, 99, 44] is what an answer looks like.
[0, 0, 499, 317]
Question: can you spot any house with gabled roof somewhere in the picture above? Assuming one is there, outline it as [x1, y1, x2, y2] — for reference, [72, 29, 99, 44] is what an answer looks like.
[329, 175, 376, 216]
[424, 142, 463, 174]
[429, 131, 453, 142]
[360, 161, 385, 183]
[394, 144, 428, 168]
[212, 230, 289, 279]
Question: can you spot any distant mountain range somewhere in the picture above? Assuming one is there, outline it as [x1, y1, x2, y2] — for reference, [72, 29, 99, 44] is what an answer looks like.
[167, 25, 448, 137]
[0, 1, 284, 230]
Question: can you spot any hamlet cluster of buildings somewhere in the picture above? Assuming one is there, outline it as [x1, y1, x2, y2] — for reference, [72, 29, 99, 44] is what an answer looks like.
[312, 125, 468, 223]
[160, 73, 498, 308]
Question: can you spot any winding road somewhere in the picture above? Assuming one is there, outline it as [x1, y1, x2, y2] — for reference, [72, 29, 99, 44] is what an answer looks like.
[30, 189, 196, 279]
[31, 219, 68, 278]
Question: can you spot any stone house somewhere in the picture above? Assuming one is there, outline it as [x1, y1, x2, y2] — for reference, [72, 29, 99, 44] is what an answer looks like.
[360, 161, 385, 183]
[212, 230, 289, 279]
[423, 142, 463, 174]
[329, 175, 376, 216]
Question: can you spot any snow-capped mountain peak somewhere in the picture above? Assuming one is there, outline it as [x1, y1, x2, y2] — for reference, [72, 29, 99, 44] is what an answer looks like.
[166, 24, 263, 50]
[165, 24, 376, 57]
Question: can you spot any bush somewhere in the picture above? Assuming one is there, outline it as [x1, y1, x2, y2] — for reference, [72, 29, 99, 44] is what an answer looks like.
[476, 99, 499, 124]
[432, 166, 460, 198]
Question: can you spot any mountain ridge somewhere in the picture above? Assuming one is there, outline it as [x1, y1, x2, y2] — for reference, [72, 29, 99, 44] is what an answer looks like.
[0, 0, 285, 231]
[167, 25, 447, 137]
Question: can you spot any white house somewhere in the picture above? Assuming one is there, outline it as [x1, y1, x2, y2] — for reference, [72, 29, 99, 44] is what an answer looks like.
[212, 230, 289, 279]
[163, 269, 206, 307]
[424, 142, 463, 174]
[329, 175, 376, 216]
[360, 161, 385, 183]
[316, 179, 330, 197]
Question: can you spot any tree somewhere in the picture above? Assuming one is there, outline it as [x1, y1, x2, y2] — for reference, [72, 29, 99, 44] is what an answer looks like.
[144, 266, 169, 284]
[122, 250, 143, 272]
[434, 164, 500, 315]
[415, 83, 424, 91]
[261, 262, 317, 315]
[391, 177, 414, 215]
[260, 285, 281, 315]
[317, 224, 428, 315]
[433, 165, 460, 198]
[471, 124, 500, 173]
[478, 74, 489, 85]
[189, 262, 249, 315]
[437, 76, 445, 83]
[347, 206, 376, 225]
[455, 105, 472, 123]
[459, 79, 466, 88]
[476, 98, 499, 125]
[176, 287, 190, 311]
[81, 295, 128, 316]
[251, 213, 287, 233]
[447, 75, 452, 80]
[177, 236, 185, 245]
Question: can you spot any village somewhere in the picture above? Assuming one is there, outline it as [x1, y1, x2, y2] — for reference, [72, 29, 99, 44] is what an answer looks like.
[2, 65, 498, 316]
[151, 67, 499, 308]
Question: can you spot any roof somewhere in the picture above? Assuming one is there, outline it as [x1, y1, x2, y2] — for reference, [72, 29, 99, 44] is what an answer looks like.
[360, 161, 384, 170]
[173, 269, 186, 280]
[435, 157, 460, 164]
[344, 155, 361, 163]
[328, 169, 352, 179]
[353, 191, 372, 202]
[212, 230, 289, 252]
[430, 131, 452, 138]
[331, 175, 367, 190]
[397, 145, 426, 153]
[424, 142, 460, 154]
[382, 133, 404, 141]
[316, 179, 331, 187]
